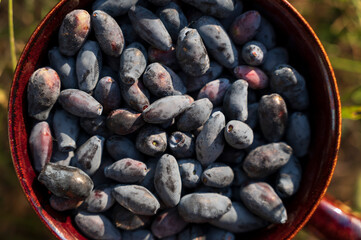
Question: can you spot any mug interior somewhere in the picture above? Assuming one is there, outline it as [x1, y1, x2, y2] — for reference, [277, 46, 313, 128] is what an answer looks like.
[8, 0, 341, 239]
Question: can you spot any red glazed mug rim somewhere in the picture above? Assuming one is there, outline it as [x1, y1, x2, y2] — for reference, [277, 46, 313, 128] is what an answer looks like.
[8, 0, 342, 239]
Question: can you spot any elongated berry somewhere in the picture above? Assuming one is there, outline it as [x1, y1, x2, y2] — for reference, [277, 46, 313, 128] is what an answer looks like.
[58, 10, 91, 56]
[92, 10, 124, 57]
[240, 182, 287, 224]
[176, 27, 210, 77]
[73, 135, 104, 176]
[243, 142, 292, 178]
[178, 193, 232, 223]
[142, 95, 192, 124]
[30, 121, 53, 172]
[53, 109, 79, 152]
[38, 163, 94, 200]
[76, 40, 102, 93]
[104, 158, 148, 183]
[58, 89, 103, 118]
[128, 5, 172, 51]
[119, 42, 147, 85]
[196, 111, 225, 166]
[106, 108, 145, 135]
[27, 67, 61, 120]
[112, 184, 160, 215]
[154, 154, 182, 208]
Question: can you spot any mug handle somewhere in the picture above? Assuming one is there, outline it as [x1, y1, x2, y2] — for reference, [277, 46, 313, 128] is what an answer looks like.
[306, 194, 361, 239]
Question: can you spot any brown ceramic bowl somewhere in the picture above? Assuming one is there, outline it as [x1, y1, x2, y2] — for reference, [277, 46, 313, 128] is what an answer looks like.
[8, 0, 341, 239]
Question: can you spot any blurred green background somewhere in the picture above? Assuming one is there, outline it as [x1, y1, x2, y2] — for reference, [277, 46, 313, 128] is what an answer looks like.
[1, 0, 361, 239]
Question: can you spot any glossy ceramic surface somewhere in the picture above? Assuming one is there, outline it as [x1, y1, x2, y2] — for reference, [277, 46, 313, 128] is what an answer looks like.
[8, 0, 341, 239]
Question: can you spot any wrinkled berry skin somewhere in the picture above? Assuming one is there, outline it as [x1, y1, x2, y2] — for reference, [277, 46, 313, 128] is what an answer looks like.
[258, 93, 288, 142]
[143, 63, 186, 97]
[224, 120, 254, 149]
[106, 135, 144, 161]
[286, 112, 311, 157]
[119, 42, 148, 85]
[94, 76, 121, 114]
[202, 163, 234, 188]
[181, 0, 235, 19]
[120, 79, 150, 113]
[27, 67, 61, 120]
[177, 98, 213, 132]
[178, 193, 232, 223]
[270, 64, 309, 110]
[276, 156, 302, 198]
[209, 202, 268, 233]
[197, 78, 231, 107]
[74, 135, 104, 176]
[48, 47, 77, 89]
[38, 163, 94, 200]
[128, 5, 172, 51]
[50, 195, 83, 211]
[82, 185, 115, 212]
[223, 79, 248, 122]
[176, 27, 210, 77]
[242, 41, 267, 66]
[154, 154, 182, 208]
[58, 10, 91, 56]
[230, 10, 261, 45]
[182, 61, 223, 93]
[255, 17, 276, 49]
[196, 111, 225, 166]
[234, 65, 268, 89]
[194, 16, 238, 68]
[53, 109, 79, 152]
[240, 181, 287, 224]
[58, 89, 103, 118]
[136, 125, 167, 157]
[106, 108, 145, 135]
[168, 131, 195, 158]
[105, 158, 148, 183]
[151, 208, 188, 238]
[123, 229, 154, 240]
[262, 47, 289, 73]
[112, 204, 151, 230]
[92, 10, 124, 57]
[30, 121, 53, 172]
[74, 211, 121, 240]
[142, 95, 192, 124]
[112, 184, 160, 215]
[158, 2, 188, 41]
[178, 159, 203, 188]
[76, 40, 102, 93]
[80, 115, 112, 138]
[243, 142, 292, 178]
[148, 46, 179, 70]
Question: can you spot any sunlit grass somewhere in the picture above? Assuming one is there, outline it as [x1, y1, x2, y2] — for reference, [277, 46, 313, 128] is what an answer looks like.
[8, 0, 16, 70]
